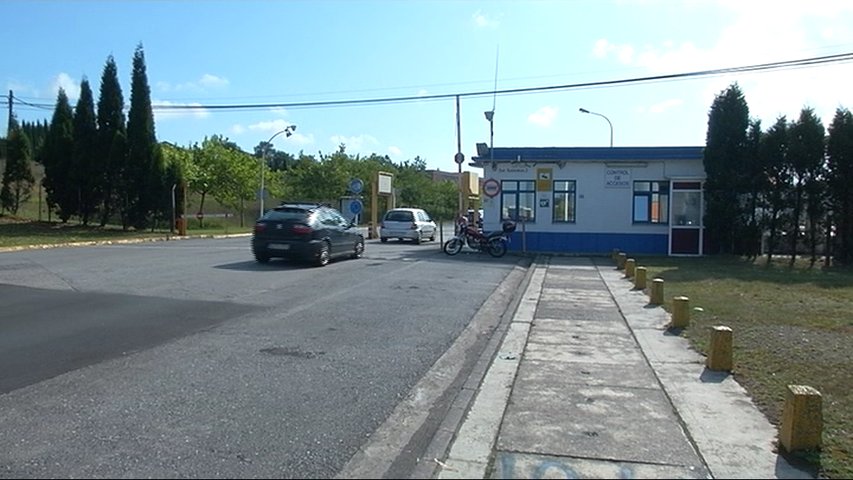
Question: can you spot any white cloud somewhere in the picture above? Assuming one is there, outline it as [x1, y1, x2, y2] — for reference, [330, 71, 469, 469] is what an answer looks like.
[647, 98, 684, 114]
[388, 146, 402, 156]
[330, 134, 379, 151]
[231, 124, 246, 135]
[157, 73, 229, 93]
[528, 106, 558, 127]
[248, 119, 297, 134]
[51, 73, 80, 100]
[198, 74, 229, 88]
[472, 10, 499, 28]
[152, 100, 210, 120]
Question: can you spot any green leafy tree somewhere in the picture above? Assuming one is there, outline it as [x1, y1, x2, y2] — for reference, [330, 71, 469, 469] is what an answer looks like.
[73, 78, 100, 225]
[826, 108, 853, 265]
[42, 88, 76, 222]
[125, 43, 165, 229]
[787, 107, 826, 266]
[160, 142, 194, 223]
[254, 141, 295, 172]
[0, 121, 35, 215]
[97, 54, 127, 227]
[703, 83, 750, 254]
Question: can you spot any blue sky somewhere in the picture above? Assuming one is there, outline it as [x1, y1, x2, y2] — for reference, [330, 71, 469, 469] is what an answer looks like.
[3, 0, 853, 174]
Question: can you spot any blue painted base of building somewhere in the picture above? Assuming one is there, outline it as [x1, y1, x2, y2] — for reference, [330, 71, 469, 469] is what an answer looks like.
[507, 231, 668, 255]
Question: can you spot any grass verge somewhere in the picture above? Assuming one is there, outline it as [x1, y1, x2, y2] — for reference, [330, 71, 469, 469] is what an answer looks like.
[630, 254, 852, 479]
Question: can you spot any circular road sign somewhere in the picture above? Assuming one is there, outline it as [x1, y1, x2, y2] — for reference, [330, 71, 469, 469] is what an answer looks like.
[483, 178, 501, 198]
[349, 178, 364, 194]
[196, 211, 204, 220]
[349, 199, 363, 215]
[454, 152, 465, 164]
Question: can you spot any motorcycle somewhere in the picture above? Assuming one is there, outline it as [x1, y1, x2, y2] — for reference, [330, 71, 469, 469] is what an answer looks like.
[443, 219, 516, 258]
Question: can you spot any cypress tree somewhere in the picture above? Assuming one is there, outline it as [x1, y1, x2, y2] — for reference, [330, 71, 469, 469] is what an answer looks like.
[826, 108, 853, 265]
[73, 78, 100, 225]
[0, 119, 36, 215]
[42, 88, 76, 222]
[97, 55, 126, 227]
[703, 83, 750, 254]
[126, 43, 164, 229]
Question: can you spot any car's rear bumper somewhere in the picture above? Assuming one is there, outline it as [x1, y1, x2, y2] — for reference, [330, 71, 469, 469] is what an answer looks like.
[380, 228, 420, 239]
[252, 238, 321, 259]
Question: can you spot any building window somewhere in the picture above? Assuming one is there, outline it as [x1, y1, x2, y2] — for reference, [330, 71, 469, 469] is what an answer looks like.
[633, 181, 669, 224]
[552, 180, 576, 223]
[501, 180, 535, 222]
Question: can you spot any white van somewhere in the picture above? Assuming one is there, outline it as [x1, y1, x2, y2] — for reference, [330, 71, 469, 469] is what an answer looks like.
[379, 208, 437, 244]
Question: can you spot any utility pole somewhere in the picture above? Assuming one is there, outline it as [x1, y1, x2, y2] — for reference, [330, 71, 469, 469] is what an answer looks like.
[455, 95, 464, 218]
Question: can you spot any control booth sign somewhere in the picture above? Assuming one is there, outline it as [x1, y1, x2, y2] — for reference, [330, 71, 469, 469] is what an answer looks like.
[605, 168, 631, 188]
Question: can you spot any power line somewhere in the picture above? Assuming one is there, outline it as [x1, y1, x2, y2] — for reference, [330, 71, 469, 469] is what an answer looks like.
[8, 52, 853, 113]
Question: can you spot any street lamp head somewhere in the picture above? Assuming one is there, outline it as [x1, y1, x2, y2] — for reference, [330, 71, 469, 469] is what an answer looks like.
[579, 108, 590, 114]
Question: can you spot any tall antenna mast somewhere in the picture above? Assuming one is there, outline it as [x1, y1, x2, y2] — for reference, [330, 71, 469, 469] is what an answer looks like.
[485, 45, 499, 162]
[492, 45, 499, 112]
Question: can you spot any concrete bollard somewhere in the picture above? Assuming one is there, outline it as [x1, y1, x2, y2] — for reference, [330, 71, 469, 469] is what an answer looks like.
[634, 267, 647, 290]
[780, 385, 823, 452]
[617, 253, 627, 270]
[650, 278, 664, 305]
[672, 296, 690, 328]
[625, 259, 636, 278]
[706, 326, 733, 371]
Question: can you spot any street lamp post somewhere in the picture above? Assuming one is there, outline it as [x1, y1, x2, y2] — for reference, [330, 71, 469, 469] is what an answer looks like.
[484, 110, 494, 162]
[579, 108, 613, 147]
[259, 125, 296, 218]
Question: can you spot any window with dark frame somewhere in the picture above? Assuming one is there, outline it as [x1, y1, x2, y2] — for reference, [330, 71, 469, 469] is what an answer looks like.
[501, 180, 536, 222]
[552, 180, 576, 223]
[633, 181, 669, 224]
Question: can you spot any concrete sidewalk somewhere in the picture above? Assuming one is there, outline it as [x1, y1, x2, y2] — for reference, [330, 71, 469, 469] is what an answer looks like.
[436, 255, 815, 479]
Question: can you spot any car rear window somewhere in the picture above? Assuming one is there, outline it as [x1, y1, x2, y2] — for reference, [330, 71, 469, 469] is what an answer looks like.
[385, 211, 414, 222]
[264, 208, 309, 221]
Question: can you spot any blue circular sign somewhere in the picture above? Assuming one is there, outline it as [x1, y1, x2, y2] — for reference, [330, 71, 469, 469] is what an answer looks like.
[349, 178, 364, 194]
[349, 199, 363, 215]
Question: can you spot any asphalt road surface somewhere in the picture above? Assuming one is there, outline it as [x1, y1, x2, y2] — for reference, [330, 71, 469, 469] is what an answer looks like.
[0, 235, 527, 478]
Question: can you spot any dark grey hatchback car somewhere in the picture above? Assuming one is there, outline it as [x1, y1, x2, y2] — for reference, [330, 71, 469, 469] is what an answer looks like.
[251, 203, 364, 267]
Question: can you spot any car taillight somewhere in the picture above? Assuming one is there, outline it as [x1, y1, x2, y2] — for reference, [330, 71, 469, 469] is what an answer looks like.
[292, 224, 313, 235]
[410, 222, 418, 230]
[254, 223, 266, 234]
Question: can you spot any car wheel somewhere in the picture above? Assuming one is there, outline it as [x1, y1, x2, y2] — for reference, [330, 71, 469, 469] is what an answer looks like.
[352, 239, 364, 259]
[429, 231, 436, 242]
[254, 250, 270, 263]
[414, 233, 421, 245]
[380, 237, 388, 243]
[315, 241, 331, 267]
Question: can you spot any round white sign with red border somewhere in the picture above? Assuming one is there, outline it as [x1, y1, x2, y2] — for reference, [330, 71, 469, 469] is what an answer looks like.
[483, 178, 501, 198]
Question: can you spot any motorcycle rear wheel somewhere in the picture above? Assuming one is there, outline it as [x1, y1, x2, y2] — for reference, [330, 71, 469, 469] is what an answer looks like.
[487, 238, 507, 257]
[443, 238, 463, 256]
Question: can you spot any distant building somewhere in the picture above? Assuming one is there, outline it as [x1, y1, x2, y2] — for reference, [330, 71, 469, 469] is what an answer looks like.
[470, 146, 706, 256]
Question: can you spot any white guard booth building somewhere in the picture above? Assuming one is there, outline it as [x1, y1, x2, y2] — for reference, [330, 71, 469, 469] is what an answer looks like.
[471, 146, 707, 256]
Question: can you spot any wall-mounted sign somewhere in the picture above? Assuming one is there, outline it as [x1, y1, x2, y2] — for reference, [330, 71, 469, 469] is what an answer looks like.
[483, 178, 501, 198]
[536, 168, 552, 192]
[605, 168, 631, 188]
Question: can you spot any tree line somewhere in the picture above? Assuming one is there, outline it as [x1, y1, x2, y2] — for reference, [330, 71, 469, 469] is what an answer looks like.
[704, 83, 853, 266]
[0, 45, 460, 229]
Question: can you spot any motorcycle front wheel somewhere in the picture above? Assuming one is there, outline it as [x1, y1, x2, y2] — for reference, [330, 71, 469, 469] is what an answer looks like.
[487, 238, 507, 257]
[443, 238, 463, 256]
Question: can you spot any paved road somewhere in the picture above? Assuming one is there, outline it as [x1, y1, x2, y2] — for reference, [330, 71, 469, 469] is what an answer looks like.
[0, 236, 527, 478]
